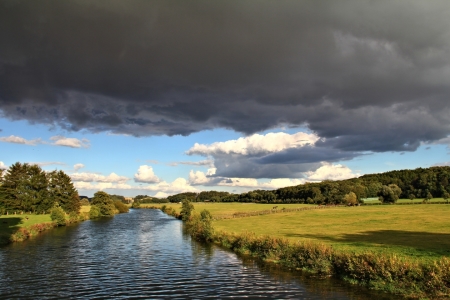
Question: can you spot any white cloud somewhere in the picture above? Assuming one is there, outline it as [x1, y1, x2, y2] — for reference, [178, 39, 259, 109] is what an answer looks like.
[187, 132, 319, 156]
[73, 181, 133, 191]
[30, 161, 66, 167]
[71, 172, 129, 184]
[189, 170, 210, 185]
[134, 165, 160, 183]
[0, 135, 41, 146]
[306, 163, 360, 181]
[74, 163, 85, 171]
[189, 169, 304, 189]
[142, 177, 199, 194]
[50, 136, 90, 148]
[0, 161, 6, 170]
[259, 178, 306, 189]
[154, 191, 169, 198]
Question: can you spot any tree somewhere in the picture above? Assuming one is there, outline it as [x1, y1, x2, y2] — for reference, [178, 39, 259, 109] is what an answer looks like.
[114, 200, 129, 213]
[0, 163, 50, 213]
[425, 191, 432, 203]
[443, 191, 450, 204]
[378, 184, 401, 203]
[180, 199, 194, 221]
[47, 170, 80, 214]
[50, 205, 66, 226]
[343, 192, 358, 206]
[91, 191, 115, 217]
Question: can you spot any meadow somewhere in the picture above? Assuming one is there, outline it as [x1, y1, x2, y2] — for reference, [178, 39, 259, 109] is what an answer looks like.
[0, 213, 53, 245]
[151, 202, 450, 262]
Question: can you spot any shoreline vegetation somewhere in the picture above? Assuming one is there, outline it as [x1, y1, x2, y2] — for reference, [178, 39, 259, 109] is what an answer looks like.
[156, 201, 450, 299]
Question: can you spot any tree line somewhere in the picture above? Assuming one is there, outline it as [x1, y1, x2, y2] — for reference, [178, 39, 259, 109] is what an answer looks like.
[161, 166, 450, 205]
[0, 162, 80, 214]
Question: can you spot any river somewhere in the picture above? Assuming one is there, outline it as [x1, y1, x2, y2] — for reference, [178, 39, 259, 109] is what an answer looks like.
[0, 209, 400, 299]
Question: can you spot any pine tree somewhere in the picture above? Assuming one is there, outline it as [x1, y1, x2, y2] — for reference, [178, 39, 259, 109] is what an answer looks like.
[47, 170, 80, 214]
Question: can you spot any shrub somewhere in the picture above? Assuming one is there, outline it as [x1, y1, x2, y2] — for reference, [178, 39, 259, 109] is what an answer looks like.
[80, 198, 90, 206]
[181, 199, 194, 221]
[50, 206, 67, 226]
[114, 200, 129, 213]
[91, 191, 116, 216]
[89, 205, 101, 219]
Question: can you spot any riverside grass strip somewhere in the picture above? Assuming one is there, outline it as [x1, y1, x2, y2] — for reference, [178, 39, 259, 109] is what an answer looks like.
[159, 203, 450, 298]
[183, 206, 450, 298]
[211, 231, 450, 299]
[181, 205, 450, 299]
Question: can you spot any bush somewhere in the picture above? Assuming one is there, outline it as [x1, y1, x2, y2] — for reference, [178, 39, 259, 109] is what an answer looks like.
[91, 191, 115, 216]
[181, 199, 194, 221]
[50, 206, 66, 226]
[89, 205, 101, 219]
[114, 200, 129, 213]
[80, 198, 90, 206]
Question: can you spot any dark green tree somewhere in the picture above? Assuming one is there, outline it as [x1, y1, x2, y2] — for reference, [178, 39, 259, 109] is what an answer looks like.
[91, 191, 115, 217]
[47, 170, 80, 214]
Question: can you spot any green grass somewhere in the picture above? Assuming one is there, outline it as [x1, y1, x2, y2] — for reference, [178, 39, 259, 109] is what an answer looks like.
[363, 197, 449, 204]
[146, 202, 313, 218]
[212, 204, 450, 262]
[0, 214, 52, 245]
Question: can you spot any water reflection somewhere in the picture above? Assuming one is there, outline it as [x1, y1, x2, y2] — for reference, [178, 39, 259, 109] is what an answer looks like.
[0, 209, 400, 299]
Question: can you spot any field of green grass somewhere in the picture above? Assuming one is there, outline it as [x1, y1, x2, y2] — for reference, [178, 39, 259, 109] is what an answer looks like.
[145, 202, 312, 218]
[0, 214, 52, 245]
[362, 197, 449, 204]
[208, 204, 450, 262]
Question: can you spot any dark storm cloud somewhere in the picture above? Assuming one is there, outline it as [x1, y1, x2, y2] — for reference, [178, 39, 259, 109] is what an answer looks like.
[1, 0, 450, 152]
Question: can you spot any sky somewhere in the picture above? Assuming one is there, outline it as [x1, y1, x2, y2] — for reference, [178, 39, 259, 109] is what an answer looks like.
[1, 0, 450, 197]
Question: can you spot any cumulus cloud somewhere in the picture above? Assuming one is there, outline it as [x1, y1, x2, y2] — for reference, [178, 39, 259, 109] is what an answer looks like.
[142, 178, 198, 194]
[134, 165, 160, 183]
[189, 168, 306, 190]
[1, 0, 450, 155]
[0, 135, 41, 146]
[306, 163, 360, 181]
[0, 161, 6, 170]
[187, 132, 319, 156]
[71, 172, 129, 184]
[74, 163, 85, 171]
[73, 181, 133, 191]
[50, 136, 90, 148]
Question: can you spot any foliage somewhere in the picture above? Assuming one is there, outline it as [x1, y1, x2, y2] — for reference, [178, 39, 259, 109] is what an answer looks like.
[186, 209, 214, 242]
[47, 170, 80, 213]
[180, 199, 194, 221]
[80, 198, 90, 206]
[378, 184, 401, 203]
[50, 206, 66, 226]
[91, 191, 115, 217]
[89, 205, 101, 219]
[114, 200, 129, 213]
[162, 166, 450, 206]
[131, 200, 141, 208]
[343, 192, 357, 205]
[167, 192, 198, 203]
[0, 162, 79, 214]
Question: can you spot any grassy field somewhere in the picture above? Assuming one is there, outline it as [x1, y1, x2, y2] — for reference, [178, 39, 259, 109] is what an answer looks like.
[205, 204, 450, 262]
[145, 202, 312, 218]
[0, 213, 52, 244]
[363, 197, 449, 204]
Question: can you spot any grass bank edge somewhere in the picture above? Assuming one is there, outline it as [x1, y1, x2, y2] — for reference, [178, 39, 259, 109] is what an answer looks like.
[158, 203, 450, 299]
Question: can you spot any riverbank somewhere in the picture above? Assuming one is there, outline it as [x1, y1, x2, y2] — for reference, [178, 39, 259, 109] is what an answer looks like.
[0, 205, 92, 246]
[157, 202, 450, 298]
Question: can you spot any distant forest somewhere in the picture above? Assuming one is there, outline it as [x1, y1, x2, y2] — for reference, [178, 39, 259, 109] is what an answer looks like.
[160, 166, 450, 205]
